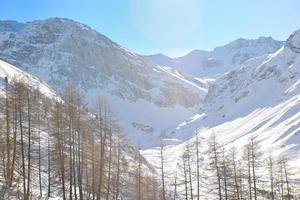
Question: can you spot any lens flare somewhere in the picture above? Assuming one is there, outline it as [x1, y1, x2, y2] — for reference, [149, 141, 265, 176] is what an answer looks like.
[129, 0, 203, 44]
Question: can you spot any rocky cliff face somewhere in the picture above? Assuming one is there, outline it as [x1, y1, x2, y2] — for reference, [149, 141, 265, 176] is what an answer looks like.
[287, 29, 300, 53]
[0, 18, 204, 107]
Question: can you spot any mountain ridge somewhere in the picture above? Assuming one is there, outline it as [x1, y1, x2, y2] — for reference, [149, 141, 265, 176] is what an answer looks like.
[144, 36, 285, 77]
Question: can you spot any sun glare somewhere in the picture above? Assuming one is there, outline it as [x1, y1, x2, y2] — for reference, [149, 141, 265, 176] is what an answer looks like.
[129, 0, 203, 44]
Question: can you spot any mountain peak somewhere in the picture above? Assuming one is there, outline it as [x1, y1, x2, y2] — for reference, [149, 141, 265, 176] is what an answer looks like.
[227, 36, 280, 47]
[0, 18, 101, 37]
[258, 36, 274, 41]
[287, 28, 300, 52]
[182, 49, 208, 58]
[31, 17, 89, 28]
[0, 18, 119, 49]
[152, 53, 170, 58]
[26, 17, 95, 33]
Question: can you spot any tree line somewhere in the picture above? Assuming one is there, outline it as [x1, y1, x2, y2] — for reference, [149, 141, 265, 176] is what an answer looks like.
[161, 133, 300, 200]
[0, 78, 162, 200]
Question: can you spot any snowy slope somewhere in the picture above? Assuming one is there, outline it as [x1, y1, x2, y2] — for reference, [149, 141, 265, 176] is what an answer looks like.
[142, 29, 300, 198]
[0, 18, 208, 148]
[144, 37, 284, 77]
[0, 59, 58, 99]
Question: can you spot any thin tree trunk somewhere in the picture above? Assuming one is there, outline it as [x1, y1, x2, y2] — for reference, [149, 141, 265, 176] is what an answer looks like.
[160, 140, 166, 200]
[212, 137, 222, 200]
[4, 77, 11, 186]
[251, 140, 257, 200]
[98, 112, 106, 200]
[56, 103, 66, 200]
[239, 168, 243, 200]
[38, 102, 42, 197]
[222, 150, 228, 200]
[69, 118, 73, 199]
[232, 147, 240, 200]
[85, 145, 90, 199]
[183, 158, 188, 200]
[283, 160, 291, 199]
[26, 89, 31, 199]
[106, 126, 113, 200]
[196, 135, 200, 200]
[137, 148, 142, 200]
[48, 136, 51, 197]
[77, 110, 83, 200]
[173, 167, 177, 200]
[268, 157, 274, 200]
[91, 131, 95, 200]
[280, 161, 284, 200]
[247, 146, 252, 200]
[115, 139, 121, 200]
[73, 128, 78, 200]
[9, 99, 17, 187]
[187, 144, 193, 200]
[18, 92, 27, 200]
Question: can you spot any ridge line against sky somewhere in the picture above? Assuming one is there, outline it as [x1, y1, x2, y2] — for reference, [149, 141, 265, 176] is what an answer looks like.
[1, 0, 300, 57]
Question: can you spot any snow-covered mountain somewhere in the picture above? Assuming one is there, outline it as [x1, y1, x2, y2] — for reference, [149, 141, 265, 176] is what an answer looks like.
[144, 37, 284, 77]
[0, 18, 207, 148]
[1, 16, 300, 199]
[142, 29, 300, 198]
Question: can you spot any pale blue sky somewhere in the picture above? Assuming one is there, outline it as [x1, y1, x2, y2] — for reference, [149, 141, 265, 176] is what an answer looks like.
[1, 0, 300, 57]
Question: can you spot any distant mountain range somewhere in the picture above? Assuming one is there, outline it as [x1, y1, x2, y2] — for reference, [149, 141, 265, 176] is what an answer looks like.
[144, 37, 284, 77]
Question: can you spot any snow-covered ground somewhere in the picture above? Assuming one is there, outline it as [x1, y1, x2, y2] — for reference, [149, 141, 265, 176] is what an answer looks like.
[0, 59, 58, 100]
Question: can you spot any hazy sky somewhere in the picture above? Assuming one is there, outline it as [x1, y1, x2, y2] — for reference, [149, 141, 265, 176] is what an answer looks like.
[1, 0, 300, 57]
